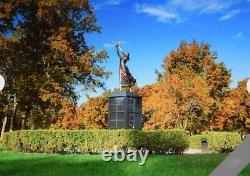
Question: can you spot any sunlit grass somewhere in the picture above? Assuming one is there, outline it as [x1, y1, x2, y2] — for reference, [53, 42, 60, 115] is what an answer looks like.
[0, 151, 249, 176]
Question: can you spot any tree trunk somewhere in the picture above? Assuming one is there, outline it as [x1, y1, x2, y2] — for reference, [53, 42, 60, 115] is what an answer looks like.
[21, 115, 26, 130]
[9, 97, 17, 132]
[0, 116, 7, 140]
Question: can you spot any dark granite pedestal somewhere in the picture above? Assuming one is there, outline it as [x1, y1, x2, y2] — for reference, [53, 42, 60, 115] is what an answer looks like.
[108, 91, 142, 129]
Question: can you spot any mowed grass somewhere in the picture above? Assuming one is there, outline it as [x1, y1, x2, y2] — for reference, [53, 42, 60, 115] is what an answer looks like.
[0, 151, 249, 176]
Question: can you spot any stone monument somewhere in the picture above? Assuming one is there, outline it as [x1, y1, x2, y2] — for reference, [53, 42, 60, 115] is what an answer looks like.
[108, 43, 142, 129]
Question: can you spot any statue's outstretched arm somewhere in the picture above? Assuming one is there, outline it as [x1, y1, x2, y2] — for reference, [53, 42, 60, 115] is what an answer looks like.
[116, 45, 123, 58]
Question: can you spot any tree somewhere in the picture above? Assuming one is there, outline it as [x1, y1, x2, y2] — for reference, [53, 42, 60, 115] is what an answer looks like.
[138, 41, 231, 133]
[136, 72, 214, 132]
[50, 99, 80, 130]
[51, 90, 111, 130]
[132, 84, 157, 126]
[77, 91, 110, 129]
[163, 41, 231, 101]
[0, 0, 110, 132]
[215, 79, 250, 134]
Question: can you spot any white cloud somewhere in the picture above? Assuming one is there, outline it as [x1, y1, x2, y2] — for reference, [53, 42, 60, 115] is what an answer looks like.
[135, 0, 242, 23]
[135, 4, 182, 23]
[105, 0, 124, 6]
[169, 0, 239, 14]
[235, 32, 243, 39]
[93, 0, 125, 10]
[219, 9, 241, 21]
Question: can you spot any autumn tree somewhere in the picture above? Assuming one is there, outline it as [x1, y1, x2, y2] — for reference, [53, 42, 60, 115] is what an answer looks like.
[136, 73, 214, 132]
[77, 91, 111, 129]
[132, 85, 157, 125]
[139, 41, 231, 133]
[164, 41, 231, 101]
[50, 99, 80, 130]
[215, 79, 250, 133]
[0, 0, 109, 132]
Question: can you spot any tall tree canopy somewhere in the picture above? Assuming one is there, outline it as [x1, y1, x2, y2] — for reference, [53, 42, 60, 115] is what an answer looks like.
[215, 79, 250, 134]
[0, 0, 109, 130]
[136, 41, 231, 133]
[164, 41, 231, 101]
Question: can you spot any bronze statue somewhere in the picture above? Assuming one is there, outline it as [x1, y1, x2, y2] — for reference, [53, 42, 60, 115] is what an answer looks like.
[115, 43, 136, 89]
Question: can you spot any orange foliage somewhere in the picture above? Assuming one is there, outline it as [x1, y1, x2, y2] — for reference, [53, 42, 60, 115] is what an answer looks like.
[135, 41, 231, 133]
[215, 79, 250, 133]
[78, 96, 108, 129]
[51, 99, 79, 130]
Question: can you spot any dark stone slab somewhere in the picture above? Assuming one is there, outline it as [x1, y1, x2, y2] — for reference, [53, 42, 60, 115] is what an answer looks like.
[109, 91, 140, 98]
[108, 91, 142, 130]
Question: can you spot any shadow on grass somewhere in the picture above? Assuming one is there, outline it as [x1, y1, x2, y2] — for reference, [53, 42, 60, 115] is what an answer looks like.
[0, 153, 124, 176]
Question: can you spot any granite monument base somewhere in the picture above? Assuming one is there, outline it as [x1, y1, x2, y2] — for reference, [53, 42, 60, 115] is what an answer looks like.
[108, 91, 142, 129]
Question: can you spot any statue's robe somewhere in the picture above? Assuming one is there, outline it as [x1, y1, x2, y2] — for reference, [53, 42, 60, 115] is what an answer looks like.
[119, 56, 136, 87]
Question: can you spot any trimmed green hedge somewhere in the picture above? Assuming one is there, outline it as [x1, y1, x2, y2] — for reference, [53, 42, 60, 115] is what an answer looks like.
[190, 132, 242, 152]
[2, 130, 189, 154]
[0, 142, 4, 151]
[2, 130, 243, 154]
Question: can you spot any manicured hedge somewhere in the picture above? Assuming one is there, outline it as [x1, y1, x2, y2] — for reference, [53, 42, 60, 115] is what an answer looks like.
[0, 142, 4, 151]
[2, 129, 189, 154]
[190, 131, 242, 152]
[2, 130, 243, 154]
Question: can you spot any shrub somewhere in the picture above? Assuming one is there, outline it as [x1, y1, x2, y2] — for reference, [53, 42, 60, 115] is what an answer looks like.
[190, 131, 242, 152]
[2, 129, 189, 154]
[0, 141, 4, 151]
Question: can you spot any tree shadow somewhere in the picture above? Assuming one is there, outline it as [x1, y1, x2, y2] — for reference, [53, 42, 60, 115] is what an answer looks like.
[0, 154, 127, 176]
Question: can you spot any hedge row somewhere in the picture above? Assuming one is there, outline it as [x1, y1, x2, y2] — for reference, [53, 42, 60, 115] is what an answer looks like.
[2, 130, 189, 154]
[2, 130, 243, 154]
[0, 142, 3, 151]
[190, 131, 242, 152]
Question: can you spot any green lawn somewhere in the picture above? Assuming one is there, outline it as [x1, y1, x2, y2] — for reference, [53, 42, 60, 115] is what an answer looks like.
[0, 151, 249, 176]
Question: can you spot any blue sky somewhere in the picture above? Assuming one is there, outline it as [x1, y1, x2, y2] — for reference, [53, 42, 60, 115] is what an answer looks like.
[78, 0, 250, 104]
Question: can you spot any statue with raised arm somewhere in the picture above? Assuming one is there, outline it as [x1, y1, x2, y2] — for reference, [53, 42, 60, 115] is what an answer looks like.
[115, 42, 136, 89]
